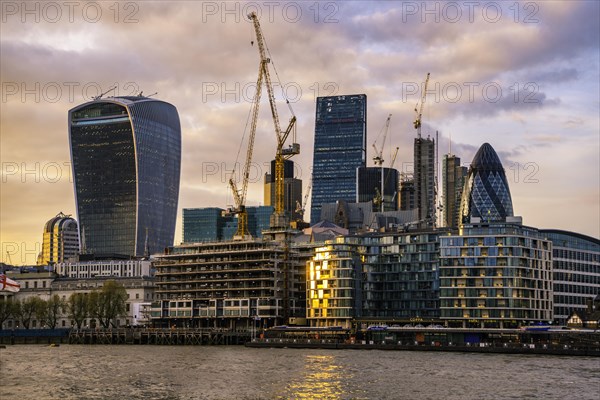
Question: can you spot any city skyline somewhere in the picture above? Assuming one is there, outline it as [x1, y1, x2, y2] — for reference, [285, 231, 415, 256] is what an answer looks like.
[1, 1, 599, 264]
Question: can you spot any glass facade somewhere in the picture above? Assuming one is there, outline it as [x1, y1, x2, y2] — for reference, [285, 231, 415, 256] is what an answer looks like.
[541, 229, 600, 324]
[182, 206, 274, 242]
[439, 223, 553, 328]
[69, 97, 181, 256]
[306, 231, 444, 327]
[310, 94, 367, 225]
[361, 232, 442, 319]
[356, 166, 399, 211]
[460, 143, 514, 223]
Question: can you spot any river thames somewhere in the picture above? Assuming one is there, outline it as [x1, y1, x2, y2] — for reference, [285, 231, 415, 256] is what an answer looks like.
[1, 345, 598, 399]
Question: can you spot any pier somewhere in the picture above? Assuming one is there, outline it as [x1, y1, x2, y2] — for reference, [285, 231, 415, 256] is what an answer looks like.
[67, 328, 251, 345]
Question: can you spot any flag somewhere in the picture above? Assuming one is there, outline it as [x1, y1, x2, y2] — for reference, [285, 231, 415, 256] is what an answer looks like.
[0, 274, 20, 292]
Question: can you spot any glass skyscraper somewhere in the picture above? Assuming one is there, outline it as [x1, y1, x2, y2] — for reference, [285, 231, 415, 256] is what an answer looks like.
[310, 94, 367, 225]
[69, 96, 181, 257]
[459, 142, 514, 223]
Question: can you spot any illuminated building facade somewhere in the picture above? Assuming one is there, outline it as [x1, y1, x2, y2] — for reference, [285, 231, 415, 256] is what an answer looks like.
[38, 212, 79, 265]
[306, 230, 445, 327]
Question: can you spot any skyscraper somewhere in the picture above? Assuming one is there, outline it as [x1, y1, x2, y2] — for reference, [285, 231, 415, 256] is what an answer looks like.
[442, 154, 467, 229]
[459, 142, 514, 223]
[263, 159, 303, 222]
[414, 136, 436, 225]
[310, 94, 367, 225]
[69, 96, 181, 256]
[37, 212, 79, 265]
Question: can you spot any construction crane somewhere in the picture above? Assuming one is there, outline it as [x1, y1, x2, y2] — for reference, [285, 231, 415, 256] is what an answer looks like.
[413, 72, 430, 138]
[374, 146, 399, 212]
[295, 173, 312, 219]
[227, 46, 265, 239]
[372, 114, 392, 212]
[248, 12, 299, 229]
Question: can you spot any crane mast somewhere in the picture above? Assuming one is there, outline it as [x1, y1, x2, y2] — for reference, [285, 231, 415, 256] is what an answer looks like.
[373, 114, 392, 212]
[248, 12, 299, 229]
[414, 72, 430, 138]
[228, 59, 264, 239]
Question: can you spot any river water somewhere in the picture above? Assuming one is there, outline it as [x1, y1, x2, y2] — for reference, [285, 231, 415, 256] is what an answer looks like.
[0, 345, 598, 400]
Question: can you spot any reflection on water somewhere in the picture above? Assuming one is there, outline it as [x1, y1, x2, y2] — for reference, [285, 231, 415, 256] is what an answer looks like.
[284, 355, 347, 399]
[0, 345, 598, 400]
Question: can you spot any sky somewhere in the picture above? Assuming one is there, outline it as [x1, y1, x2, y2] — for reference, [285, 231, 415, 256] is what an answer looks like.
[1, 1, 599, 265]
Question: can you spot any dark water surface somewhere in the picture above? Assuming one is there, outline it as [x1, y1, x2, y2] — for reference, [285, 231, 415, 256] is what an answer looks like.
[1, 345, 598, 399]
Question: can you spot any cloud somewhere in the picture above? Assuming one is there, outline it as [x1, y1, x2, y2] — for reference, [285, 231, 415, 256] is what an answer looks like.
[1, 1, 599, 263]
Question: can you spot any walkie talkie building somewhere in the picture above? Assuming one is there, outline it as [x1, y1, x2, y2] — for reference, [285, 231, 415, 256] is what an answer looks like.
[68, 96, 181, 257]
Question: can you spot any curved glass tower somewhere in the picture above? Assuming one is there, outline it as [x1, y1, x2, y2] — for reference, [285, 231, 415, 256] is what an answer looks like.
[459, 143, 513, 223]
[69, 96, 181, 256]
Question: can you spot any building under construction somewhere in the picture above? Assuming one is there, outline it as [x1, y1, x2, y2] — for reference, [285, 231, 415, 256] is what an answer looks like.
[151, 234, 309, 330]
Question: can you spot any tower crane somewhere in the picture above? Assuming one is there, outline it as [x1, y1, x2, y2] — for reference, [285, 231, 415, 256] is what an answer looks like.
[413, 72, 430, 138]
[372, 114, 392, 212]
[227, 47, 265, 239]
[248, 12, 299, 229]
[295, 173, 312, 219]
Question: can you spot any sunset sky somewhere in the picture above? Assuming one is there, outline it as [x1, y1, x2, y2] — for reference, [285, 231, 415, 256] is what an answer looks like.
[1, 1, 598, 265]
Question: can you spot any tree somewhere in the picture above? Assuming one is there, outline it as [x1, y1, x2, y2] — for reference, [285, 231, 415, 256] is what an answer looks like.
[67, 293, 88, 329]
[15, 297, 43, 329]
[0, 297, 16, 329]
[89, 280, 128, 328]
[40, 294, 64, 329]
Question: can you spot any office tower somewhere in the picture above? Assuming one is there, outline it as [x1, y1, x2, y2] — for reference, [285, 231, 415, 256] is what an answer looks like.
[310, 94, 367, 225]
[37, 212, 79, 265]
[356, 166, 399, 212]
[69, 96, 181, 256]
[442, 154, 468, 229]
[263, 159, 303, 222]
[414, 136, 436, 225]
[459, 142, 514, 223]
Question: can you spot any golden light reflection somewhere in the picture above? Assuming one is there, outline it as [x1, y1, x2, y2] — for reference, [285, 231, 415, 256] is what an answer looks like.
[281, 355, 347, 399]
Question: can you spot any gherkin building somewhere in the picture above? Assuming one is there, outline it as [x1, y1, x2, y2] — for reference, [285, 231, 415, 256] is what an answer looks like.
[459, 143, 514, 223]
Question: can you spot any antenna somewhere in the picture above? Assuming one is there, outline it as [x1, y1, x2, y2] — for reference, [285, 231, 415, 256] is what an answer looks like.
[92, 86, 117, 101]
[146, 92, 158, 98]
